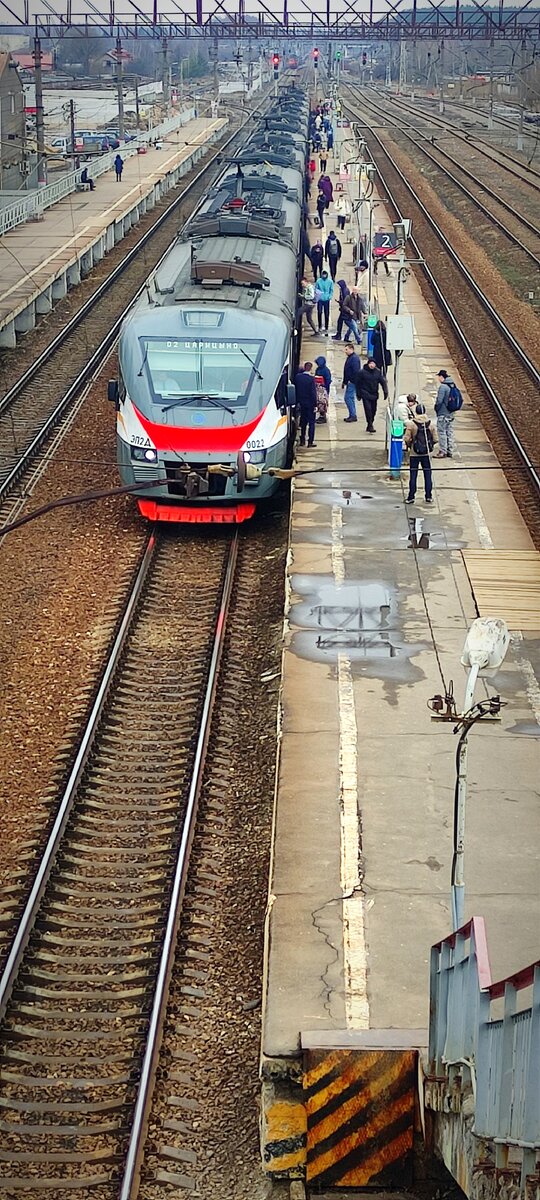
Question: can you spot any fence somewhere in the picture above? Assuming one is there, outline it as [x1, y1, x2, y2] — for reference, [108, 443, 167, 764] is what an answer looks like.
[0, 107, 195, 239]
[429, 918, 540, 1185]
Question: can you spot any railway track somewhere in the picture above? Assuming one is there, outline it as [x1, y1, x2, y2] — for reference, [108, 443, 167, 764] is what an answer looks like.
[0, 99, 272, 515]
[343, 93, 540, 523]
[368, 87, 540, 193]
[346, 86, 540, 270]
[0, 530, 237, 1192]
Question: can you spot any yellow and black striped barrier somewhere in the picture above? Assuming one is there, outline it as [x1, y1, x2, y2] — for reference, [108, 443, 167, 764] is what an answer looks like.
[303, 1048, 416, 1188]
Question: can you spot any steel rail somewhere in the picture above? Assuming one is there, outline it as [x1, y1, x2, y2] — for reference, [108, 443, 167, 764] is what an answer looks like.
[343, 99, 540, 494]
[345, 97, 540, 391]
[0, 91, 274, 423]
[346, 85, 540, 251]
[0, 532, 157, 1023]
[119, 531, 239, 1200]
[369, 88, 540, 193]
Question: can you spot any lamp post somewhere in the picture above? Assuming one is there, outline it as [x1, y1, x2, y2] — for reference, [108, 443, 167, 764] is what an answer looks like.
[428, 617, 509, 931]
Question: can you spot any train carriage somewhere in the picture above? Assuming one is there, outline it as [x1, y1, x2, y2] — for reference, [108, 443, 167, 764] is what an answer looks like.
[111, 89, 309, 523]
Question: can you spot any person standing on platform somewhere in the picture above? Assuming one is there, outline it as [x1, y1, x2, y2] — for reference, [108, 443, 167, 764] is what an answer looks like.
[114, 153, 124, 182]
[404, 403, 437, 504]
[356, 357, 389, 433]
[324, 230, 342, 281]
[341, 287, 365, 344]
[314, 355, 331, 423]
[314, 270, 334, 335]
[319, 149, 328, 174]
[316, 190, 327, 229]
[434, 369, 457, 458]
[354, 255, 369, 286]
[310, 239, 324, 279]
[318, 174, 333, 205]
[342, 343, 361, 423]
[294, 362, 318, 448]
[327, 125, 334, 151]
[372, 318, 391, 374]
[332, 279, 350, 341]
[335, 194, 350, 231]
[298, 278, 318, 335]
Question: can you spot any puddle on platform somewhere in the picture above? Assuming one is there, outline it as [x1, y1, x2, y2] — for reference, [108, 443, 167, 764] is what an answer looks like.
[507, 720, 540, 738]
[297, 486, 465, 550]
[289, 575, 427, 695]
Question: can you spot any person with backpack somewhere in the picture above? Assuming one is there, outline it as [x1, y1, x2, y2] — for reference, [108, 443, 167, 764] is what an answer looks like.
[404, 403, 438, 504]
[324, 230, 342, 281]
[435, 369, 463, 458]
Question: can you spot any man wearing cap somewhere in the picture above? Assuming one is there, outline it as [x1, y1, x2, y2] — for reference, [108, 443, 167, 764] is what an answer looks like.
[404, 403, 438, 503]
[355, 357, 389, 433]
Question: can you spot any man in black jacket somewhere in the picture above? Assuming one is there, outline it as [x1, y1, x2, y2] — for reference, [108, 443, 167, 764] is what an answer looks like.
[294, 362, 318, 447]
[342, 343, 361, 423]
[355, 357, 389, 432]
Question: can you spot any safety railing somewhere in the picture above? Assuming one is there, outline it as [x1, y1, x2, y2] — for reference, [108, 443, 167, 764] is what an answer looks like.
[428, 918, 540, 1186]
[0, 107, 195, 238]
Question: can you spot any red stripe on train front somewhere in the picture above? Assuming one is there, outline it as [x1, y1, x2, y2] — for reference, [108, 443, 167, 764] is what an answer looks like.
[132, 403, 262, 453]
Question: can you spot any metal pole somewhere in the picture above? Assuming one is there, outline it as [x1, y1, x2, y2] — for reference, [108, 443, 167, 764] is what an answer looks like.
[69, 97, 77, 172]
[162, 37, 170, 115]
[488, 37, 494, 130]
[134, 78, 140, 132]
[367, 199, 374, 310]
[439, 38, 445, 114]
[33, 35, 47, 186]
[180, 59, 184, 106]
[213, 37, 219, 104]
[452, 662, 479, 931]
[116, 35, 125, 140]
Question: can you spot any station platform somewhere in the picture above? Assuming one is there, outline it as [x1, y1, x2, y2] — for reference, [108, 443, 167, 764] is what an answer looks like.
[260, 155, 540, 1185]
[0, 116, 227, 349]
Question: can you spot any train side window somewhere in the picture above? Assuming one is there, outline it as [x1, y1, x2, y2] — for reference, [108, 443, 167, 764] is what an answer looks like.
[275, 371, 287, 411]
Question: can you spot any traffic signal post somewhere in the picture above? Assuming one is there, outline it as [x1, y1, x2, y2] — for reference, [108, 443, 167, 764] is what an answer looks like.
[272, 51, 280, 97]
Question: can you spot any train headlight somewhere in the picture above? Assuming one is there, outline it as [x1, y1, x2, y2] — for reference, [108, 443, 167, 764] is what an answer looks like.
[243, 449, 266, 465]
[131, 446, 158, 462]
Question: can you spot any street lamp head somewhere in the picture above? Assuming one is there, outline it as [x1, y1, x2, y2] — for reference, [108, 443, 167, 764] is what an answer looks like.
[461, 617, 510, 671]
[393, 217, 412, 243]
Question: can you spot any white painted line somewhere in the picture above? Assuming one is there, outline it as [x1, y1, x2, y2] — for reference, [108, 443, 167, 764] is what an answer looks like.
[338, 650, 369, 1030]
[331, 501, 369, 1029]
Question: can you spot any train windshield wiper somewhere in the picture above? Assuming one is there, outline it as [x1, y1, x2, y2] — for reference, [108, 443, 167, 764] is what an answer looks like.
[239, 346, 263, 380]
[161, 394, 236, 416]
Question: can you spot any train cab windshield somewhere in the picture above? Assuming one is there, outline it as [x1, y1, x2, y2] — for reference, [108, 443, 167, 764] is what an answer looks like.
[139, 337, 265, 411]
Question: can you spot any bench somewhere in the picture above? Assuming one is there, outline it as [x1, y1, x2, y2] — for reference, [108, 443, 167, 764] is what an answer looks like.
[76, 182, 92, 192]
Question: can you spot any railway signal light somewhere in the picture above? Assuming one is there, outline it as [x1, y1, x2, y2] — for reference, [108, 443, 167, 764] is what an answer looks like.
[313, 47, 319, 68]
[362, 51, 367, 66]
[272, 52, 280, 67]
[336, 50, 342, 62]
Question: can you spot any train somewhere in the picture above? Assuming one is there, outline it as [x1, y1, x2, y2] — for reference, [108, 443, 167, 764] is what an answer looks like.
[109, 86, 309, 523]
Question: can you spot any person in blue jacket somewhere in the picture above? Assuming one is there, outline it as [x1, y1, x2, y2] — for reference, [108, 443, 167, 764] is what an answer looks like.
[294, 362, 318, 448]
[314, 270, 334, 334]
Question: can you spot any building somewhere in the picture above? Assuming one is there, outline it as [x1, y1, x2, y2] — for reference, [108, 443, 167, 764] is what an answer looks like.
[0, 52, 25, 189]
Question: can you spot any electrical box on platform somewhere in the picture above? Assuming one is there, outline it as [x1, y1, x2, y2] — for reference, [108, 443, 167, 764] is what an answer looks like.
[386, 313, 414, 352]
